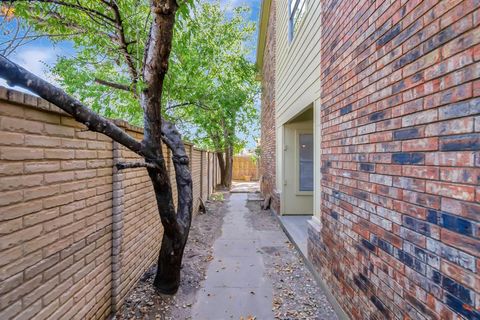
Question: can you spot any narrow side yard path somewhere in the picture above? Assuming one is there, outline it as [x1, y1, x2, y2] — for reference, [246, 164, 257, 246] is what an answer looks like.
[116, 192, 338, 320]
[230, 180, 261, 193]
[193, 193, 339, 319]
[192, 193, 275, 319]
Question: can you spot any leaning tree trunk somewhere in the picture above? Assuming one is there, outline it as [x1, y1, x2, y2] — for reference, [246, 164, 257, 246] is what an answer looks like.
[138, 0, 191, 294]
[144, 138, 188, 294]
[148, 120, 192, 294]
[0, 0, 192, 295]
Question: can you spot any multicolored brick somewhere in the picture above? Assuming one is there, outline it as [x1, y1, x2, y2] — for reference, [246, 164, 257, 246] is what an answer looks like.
[308, 0, 480, 319]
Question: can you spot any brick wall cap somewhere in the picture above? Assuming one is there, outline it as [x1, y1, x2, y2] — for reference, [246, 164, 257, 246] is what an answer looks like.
[1, 86, 203, 150]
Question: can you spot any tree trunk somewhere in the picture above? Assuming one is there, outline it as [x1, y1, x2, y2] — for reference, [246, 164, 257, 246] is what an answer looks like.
[148, 120, 193, 294]
[149, 156, 191, 293]
[217, 145, 233, 189]
[0, 0, 192, 296]
[217, 152, 226, 187]
[224, 145, 233, 188]
[140, 0, 192, 294]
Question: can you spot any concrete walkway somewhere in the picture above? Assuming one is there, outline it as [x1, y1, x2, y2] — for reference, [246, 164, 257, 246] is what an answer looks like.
[230, 180, 260, 193]
[191, 193, 275, 319]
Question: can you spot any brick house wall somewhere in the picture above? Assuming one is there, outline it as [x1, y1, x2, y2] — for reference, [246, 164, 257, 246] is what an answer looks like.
[0, 87, 220, 319]
[308, 0, 480, 319]
[260, 0, 280, 213]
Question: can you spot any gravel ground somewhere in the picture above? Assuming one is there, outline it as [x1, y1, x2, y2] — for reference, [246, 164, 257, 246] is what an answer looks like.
[114, 193, 228, 320]
[114, 192, 338, 320]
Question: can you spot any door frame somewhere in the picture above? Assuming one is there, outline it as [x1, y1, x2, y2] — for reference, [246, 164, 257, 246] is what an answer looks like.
[281, 117, 314, 215]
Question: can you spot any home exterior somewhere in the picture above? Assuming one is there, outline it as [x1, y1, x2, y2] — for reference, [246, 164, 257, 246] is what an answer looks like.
[257, 0, 279, 213]
[258, 0, 321, 217]
[257, 0, 480, 319]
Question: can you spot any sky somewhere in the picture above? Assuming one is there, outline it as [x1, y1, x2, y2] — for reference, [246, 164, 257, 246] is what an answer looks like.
[0, 0, 261, 149]
[1, 0, 260, 87]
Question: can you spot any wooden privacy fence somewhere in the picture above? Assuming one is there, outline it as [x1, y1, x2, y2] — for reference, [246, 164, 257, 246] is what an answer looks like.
[0, 87, 220, 320]
[232, 155, 259, 181]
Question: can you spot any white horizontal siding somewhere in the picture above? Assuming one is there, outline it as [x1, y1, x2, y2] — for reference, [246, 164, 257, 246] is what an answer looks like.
[275, 0, 321, 126]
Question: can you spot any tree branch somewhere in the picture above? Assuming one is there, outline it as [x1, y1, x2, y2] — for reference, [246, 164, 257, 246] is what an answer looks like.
[140, 0, 178, 160]
[94, 78, 134, 93]
[165, 101, 212, 111]
[1, 22, 32, 57]
[0, 55, 161, 162]
[115, 161, 158, 170]
[103, 0, 139, 84]
[27, 10, 113, 39]
[160, 118, 192, 229]
[25, 0, 116, 24]
[0, 32, 83, 47]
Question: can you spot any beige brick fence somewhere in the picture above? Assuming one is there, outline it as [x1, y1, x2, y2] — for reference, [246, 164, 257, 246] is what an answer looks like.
[232, 155, 259, 181]
[0, 87, 220, 320]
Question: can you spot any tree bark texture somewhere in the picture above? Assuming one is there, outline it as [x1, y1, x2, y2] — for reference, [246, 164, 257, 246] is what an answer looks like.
[217, 152, 226, 187]
[224, 145, 233, 188]
[216, 146, 233, 189]
[0, 0, 192, 295]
